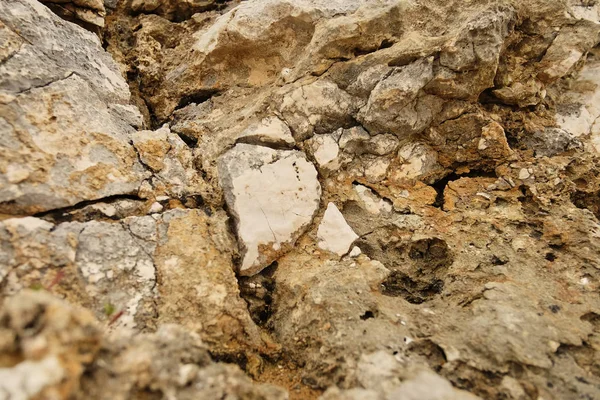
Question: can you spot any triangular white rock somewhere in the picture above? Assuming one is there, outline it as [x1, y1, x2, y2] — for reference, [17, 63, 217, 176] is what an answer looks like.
[317, 202, 359, 256]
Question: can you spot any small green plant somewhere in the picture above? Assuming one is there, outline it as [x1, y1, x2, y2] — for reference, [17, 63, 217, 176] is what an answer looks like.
[29, 282, 44, 291]
[103, 302, 116, 316]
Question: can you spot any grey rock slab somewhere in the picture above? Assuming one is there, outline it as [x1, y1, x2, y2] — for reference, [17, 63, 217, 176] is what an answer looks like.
[0, 0, 146, 215]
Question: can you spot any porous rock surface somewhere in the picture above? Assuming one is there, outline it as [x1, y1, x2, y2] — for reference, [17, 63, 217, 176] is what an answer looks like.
[1, 0, 600, 399]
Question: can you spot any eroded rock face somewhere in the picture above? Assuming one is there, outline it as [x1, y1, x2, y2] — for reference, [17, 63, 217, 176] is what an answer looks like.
[0, 209, 269, 357]
[3, 0, 600, 399]
[317, 202, 358, 256]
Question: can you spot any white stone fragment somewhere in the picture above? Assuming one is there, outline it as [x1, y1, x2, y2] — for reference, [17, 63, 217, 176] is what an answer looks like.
[311, 134, 340, 167]
[518, 168, 530, 180]
[149, 202, 163, 214]
[395, 142, 439, 181]
[349, 246, 362, 257]
[237, 116, 295, 148]
[364, 158, 390, 182]
[354, 184, 392, 214]
[555, 58, 600, 153]
[317, 202, 359, 256]
[218, 144, 321, 275]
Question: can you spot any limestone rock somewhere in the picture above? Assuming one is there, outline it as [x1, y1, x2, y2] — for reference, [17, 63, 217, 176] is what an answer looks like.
[554, 50, 600, 152]
[4, 0, 600, 399]
[40, 0, 106, 28]
[218, 144, 321, 275]
[320, 354, 481, 400]
[78, 325, 288, 400]
[306, 133, 341, 169]
[237, 116, 296, 148]
[0, 0, 146, 215]
[392, 143, 443, 184]
[279, 80, 362, 140]
[317, 202, 359, 256]
[521, 128, 583, 157]
[357, 57, 439, 137]
[153, 208, 270, 354]
[130, 0, 222, 21]
[133, 126, 209, 199]
[0, 210, 268, 355]
[353, 184, 392, 215]
[0, 294, 286, 400]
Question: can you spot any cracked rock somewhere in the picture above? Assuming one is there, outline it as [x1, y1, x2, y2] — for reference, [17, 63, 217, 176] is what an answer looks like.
[218, 143, 321, 276]
[0, 0, 146, 215]
[237, 116, 296, 149]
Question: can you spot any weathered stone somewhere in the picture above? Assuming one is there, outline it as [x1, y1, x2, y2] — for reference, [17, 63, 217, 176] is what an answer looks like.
[391, 143, 443, 184]
[306, 134, 341, 168]
[554, 51, 600, 152]
[41, 0, 106, 28]
[0, 0, 146, 215]
[521, 128, 583, 157]
[0, 210, 268, 355]
[0, 291, 102, 400]
[218, 144, 321, 275]
[357, 58, 440, 137]
[279, 80, 362, 140]
[237, 116, 296, 148]
[133, 126, 209, 199]
[4, 0, 600, 399]
[0, 293, 286, 400]
[353, 184, 392, 215]
[317, 202, 359, 256]
[130, 0, 221, 21]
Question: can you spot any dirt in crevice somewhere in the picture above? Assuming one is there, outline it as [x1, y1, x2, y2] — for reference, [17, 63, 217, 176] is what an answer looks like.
[239, 262, 278, 327]
[255, 359, 323, 400]
[571, 189, 600, 220]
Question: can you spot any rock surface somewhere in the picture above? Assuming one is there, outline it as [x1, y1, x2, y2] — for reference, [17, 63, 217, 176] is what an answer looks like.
[317, 202, 358, 256]
[2, 0, 600, 399]
[0, 0, 146, 215]
[218, 143, 321, 276]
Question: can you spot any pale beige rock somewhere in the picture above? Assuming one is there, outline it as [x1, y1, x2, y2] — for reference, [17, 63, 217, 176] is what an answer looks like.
[237, 116, 295, 148]
[218, 143, 321, 275]
[317, 202, 359, 256]
[279, 80, 362, 140]
[4, 0, 600, 399]
[357, 57, 437, 137]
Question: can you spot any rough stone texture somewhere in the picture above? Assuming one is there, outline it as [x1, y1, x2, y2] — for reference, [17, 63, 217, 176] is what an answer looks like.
[3, 0, 600, 399]
[237, 116, 296, 149]
[0, 291, 102, 400]
[0, 210, 269, 358]
[0, 0, 146, 215]
[40, 0, 106, 28]
[0, 292, 286, 400]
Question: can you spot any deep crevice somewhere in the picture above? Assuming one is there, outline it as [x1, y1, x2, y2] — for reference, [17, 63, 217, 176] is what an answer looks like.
[431, 169, 498, 209]
[239, 262, 278, 326]
[32, 194, 143, 224]
[176, 132, 199, 148]
[175, 90, 220, 112]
